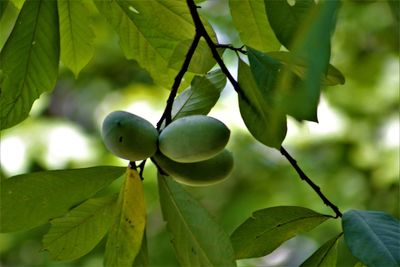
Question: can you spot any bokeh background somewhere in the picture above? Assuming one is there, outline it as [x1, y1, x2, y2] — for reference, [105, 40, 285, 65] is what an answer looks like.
[1, 0, 398, 266]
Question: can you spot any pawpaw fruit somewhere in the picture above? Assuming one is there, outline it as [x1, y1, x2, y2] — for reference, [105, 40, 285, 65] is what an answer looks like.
[153, 149, 234, 186]
[102, 111, 158, 161]
[158, 115, 230, 163]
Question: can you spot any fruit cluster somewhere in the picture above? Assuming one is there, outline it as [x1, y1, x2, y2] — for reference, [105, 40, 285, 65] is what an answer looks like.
[102, 111, 233, 186]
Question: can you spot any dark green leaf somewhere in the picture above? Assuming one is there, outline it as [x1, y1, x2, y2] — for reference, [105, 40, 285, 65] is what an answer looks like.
[42, 194, 118, 261]
[237, 58, 287, 149]
[158, 174, 236, 267]
[0, 0, 59, 129]
[229, 0, 280, 52]
[58, 0, 95, 77]
[133, 232, 149, 267]
[0, 0, 19, 51]
[172, 69, 226, 120]
[0, 166, 125, 232]
[300, 233, 342, 267]
[265, 0, 315, 49]
[0, 0, 8, 19]
[104, 169, 146, 267]
[230, 206, 331, 259]
[342, 210, 400, 267]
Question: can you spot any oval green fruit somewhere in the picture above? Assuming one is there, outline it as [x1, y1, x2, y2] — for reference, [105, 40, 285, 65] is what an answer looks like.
[153, 149, 234, 186]
[102, 111, 158, 161]
[159, 115, 230, 163]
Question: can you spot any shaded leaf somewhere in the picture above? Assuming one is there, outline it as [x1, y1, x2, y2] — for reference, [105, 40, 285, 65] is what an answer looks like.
[133, 232, 149, 267]
[265, 0, 315, 49]
[158, 174, 236, 267]
[0, 166, 125, 232]
[300, 233, 342, 267]
[342, 210, 400, 267]
[0, 0, 59, 129]
[104, 169, 146, 267]
[229, 0, 280, 52]
[58, 0, 95, 77]
[0, 0, 19, 51]
[237, 58, 287, 149]
[42, 194, 118, 261]
[172, 69, 226, 120]
[95, 0, 215, 88]
[230, 206, 330, 259]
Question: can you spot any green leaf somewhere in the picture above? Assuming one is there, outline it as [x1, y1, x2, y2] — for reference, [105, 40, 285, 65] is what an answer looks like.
[58, 0, 95, 77]
[158, 174, 236, 267]
[133, 232, 149, 267]
[0, 0, 8, 19]
[229, 0, 280, 52]
[267, 51, 345, 86]
[0, 166, 125, 232]
[264, 0, 315, 49]
[230, 206, 331, 259]
[0, 0, 60, 129]
[237, 58, 287, 149]
[342, 210, 400, 267]
[172, 69, 226, 120]
[95, 0, 215, 88]
[104, 169, 146, 267]
[10, 0, 25, 9]
[0, 0, 19, 51]
[300, 233, 342, 267]
[42, 194, 118, 261]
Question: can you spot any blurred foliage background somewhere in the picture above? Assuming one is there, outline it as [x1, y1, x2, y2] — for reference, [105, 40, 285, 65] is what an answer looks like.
[0, 0, 398, 266]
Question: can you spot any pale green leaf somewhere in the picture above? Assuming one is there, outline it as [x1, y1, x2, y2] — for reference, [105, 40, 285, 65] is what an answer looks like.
[230, 0, 280, 52]
[342, 210, 400, 267]
[104, 169, 146, 267]
[172, 69, 226, 120]
[237, 59, 287, 149]
[158, 174, 236, 267]
[230, 206, 330, 259]
[0, 0, 19, 51]
[10, 0, 25, 9]
[58, 0, 95, 77]
[95, 0, 216, 88]
[300, 233, 342, 267]
[0, 0, 59, 129]
[42, 194, 118, 261]
[0, 166, 125, 232]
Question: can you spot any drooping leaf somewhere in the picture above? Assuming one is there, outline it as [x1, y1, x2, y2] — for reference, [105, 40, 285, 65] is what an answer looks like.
[229, 0, 280, 52]
[0, 0, 59, 129]
[275, 0, 340, 121]
[237, 58, 287, 149]
[158, 174, 236, 267]
[267, 51, 345, 86]
[133, 232, 149, 267]
[42, 194, 118, 261]
[57, 0, 95, 77]
[300, 233, 342, 267]
[172, 69, 226, 120]
[95, 0, 216, 89]
[104, 168, 146, 267]
[230, 206, 331, 259]
[342, 210, 400, 267]
[264, 0, 315, 49]
[0, 166, 125, 232]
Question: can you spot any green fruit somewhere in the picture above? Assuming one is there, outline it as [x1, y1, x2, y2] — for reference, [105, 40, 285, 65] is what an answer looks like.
[102, 111, 158, 161]
[158, 115, 230, 163]
[153, 149, 234, 186]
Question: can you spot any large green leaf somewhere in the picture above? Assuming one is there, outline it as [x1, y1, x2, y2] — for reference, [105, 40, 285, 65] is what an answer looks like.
[275, 0, 340, 121]
[300, 233, 342, 267]
[172, 69, 226, 120]
[95, 0, 216, 88]
[0, 166, 125, 232]
[42, 194, 118, 261]
[104, 169, 146, 267]
[158, 174, 236, 267]
[264, 0, 315, 49]
[237, 58, 287, 149]
[58, 0, 95, 77]
[230, 206, 330, 259]
[0, 0, 59, 129]
[229, 0, 280, 52]
[342, 210, 400, 267]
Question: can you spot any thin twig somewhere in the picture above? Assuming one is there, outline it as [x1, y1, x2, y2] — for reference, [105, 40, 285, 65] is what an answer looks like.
[280, 147, 342, 218]
[216, 44, 247, 55]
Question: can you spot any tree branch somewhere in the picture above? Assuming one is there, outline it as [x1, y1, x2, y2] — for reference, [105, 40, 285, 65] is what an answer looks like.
[186, 0, 342, 218]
